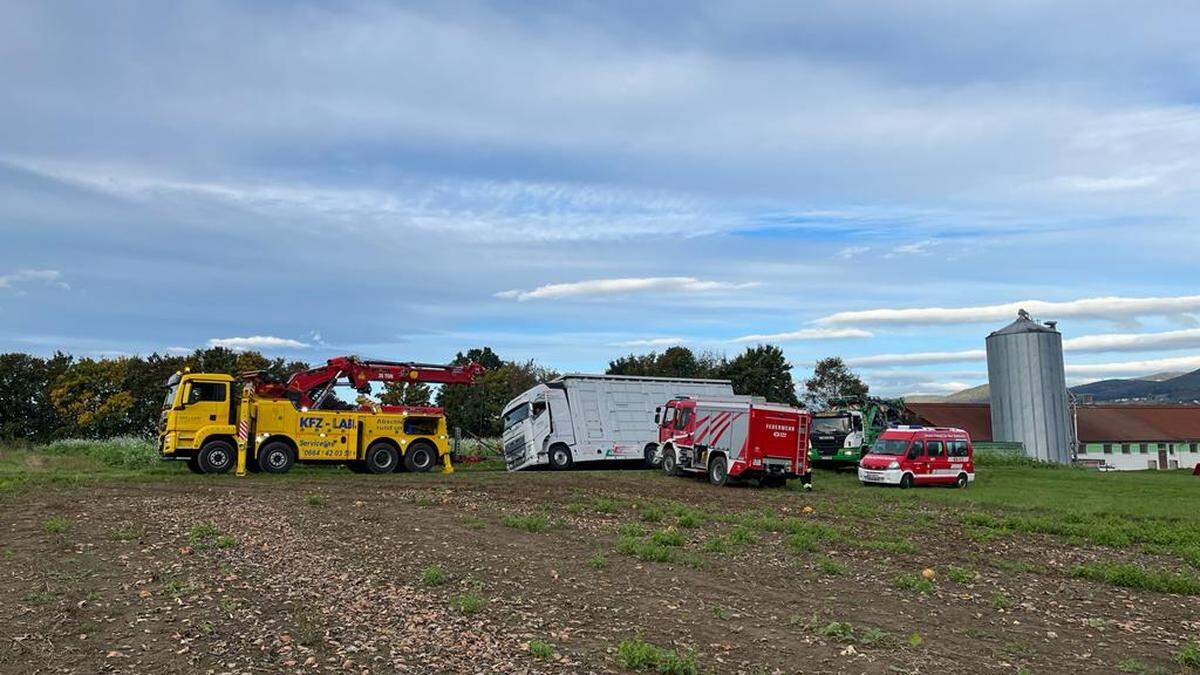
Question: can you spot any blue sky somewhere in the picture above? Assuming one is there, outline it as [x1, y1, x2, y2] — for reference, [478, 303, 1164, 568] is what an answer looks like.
[3, 1, 1200, 396]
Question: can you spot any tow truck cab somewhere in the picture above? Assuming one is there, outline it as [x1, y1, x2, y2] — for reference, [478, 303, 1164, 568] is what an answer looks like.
[858, 426, 974, 489]
[159, 372, 238, 472]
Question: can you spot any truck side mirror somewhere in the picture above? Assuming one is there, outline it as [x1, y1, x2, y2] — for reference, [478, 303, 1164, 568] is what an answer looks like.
[654, 407, 661, 425]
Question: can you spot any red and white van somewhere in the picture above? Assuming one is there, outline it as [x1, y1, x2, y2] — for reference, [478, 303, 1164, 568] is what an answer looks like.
[858, 426, 974, 489]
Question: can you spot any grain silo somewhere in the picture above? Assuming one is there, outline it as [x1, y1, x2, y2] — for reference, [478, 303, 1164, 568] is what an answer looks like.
[986, 309, 1074, 463]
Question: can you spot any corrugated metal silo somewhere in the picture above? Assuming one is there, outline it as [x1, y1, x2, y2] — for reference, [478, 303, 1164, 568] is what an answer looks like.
[986, 309, 1074, 463]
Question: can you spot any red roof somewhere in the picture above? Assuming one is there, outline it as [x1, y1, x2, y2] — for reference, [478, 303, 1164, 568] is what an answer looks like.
[904, 403, 992, 441]
[904, 402, 1200, 443]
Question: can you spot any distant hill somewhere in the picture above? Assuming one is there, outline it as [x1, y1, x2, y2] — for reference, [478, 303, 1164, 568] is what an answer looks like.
[913, 369, 1200, 404]
[1070, 368, 1200, 403]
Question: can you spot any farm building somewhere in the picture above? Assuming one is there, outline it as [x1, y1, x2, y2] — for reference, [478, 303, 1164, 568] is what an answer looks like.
[905, 402, 1200, 471]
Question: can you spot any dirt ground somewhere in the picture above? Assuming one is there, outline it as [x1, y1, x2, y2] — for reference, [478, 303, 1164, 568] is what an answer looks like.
[1, 468, 1196, 674]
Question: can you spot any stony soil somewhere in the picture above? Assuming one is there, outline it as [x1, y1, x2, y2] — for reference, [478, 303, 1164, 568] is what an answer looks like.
[1, 469, 1196, 674]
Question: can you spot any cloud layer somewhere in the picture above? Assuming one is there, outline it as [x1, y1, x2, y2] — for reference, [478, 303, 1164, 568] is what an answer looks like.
[208, 336, 309, 351]
[496, 277, 759, 301]
[818, 295, 1200, 326]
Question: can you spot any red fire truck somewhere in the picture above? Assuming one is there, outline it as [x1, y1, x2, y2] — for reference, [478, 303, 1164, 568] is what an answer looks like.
[655, 396, 812, 488]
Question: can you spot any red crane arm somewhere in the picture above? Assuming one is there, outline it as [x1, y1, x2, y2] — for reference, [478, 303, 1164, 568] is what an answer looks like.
[247, 356, 485, 408]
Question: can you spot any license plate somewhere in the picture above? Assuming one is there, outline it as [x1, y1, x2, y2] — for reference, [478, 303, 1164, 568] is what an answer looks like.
[861, 471, 884, 481]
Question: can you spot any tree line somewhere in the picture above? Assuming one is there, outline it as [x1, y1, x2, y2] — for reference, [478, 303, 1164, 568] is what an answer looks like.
[0, 344, 867, 443]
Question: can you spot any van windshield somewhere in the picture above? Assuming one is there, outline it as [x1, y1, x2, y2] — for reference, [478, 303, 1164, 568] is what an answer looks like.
[503, 403, 531, 430]
[871, 438, 911, 456]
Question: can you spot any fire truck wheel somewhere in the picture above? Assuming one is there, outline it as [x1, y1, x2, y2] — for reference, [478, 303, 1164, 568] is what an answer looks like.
[197, 440, 235, 474]
[548, 444, 573, 470]
[662, 447, 680, 476]
[403, 442, 436, 473]
[899, 473, 914, 489]
[257, 441, 295, 474]
[955, 473, 969, 489]
[185, 456, 203, 474]
[708, 456, 729, 487]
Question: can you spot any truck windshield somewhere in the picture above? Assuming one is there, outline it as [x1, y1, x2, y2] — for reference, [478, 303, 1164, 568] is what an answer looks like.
[812, 416, 851, 434]
[871, 438, 911, 455]
[163, 377, 180, 408]
[503, 403, 531, 430]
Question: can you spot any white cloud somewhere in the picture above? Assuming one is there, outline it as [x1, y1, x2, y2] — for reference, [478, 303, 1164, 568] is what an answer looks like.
[847, 349, 985, 367]
[1066, 355, 1200, 379]
[837, 246, 870, 259]
[207, 335, 309, 351]
[611, 337, 686, 347]
[0, 269, 69, 291]
[496, 277, 760, 301]
[1058, 175, 1159, 192]
[165, 346, 191, 354]
[884, 239, 937, 258]
[817, 294, 1200, 326]
[731, 328, 872, 343]
[1063, 327, 1200, 353]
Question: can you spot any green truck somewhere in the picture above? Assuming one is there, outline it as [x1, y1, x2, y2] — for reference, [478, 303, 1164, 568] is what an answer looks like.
[807, 397, 909, 467]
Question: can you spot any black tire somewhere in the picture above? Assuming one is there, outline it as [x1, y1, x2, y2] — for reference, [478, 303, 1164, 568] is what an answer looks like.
[899, 473, 914, 489]
[365, 442, 400, 474]
[643, 444, 660, 469]
[197, 440, 235, 474]
[662, 447, 680, 476]
[185, 456, 204, 474]
[403, 442, 436, 473]
[708, 455, 729, 487]
[346, 461, 369, 474]
[256, 441, 295, 474]
[548, 444, 573, 470]
[955, 473, 969, 489]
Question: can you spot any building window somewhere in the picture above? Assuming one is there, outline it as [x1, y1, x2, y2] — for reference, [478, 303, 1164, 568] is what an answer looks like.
[1102, 443, 1113, 454]
[1139, 443, 1149, 454]
[1191, 442, 1198, 453]
[1121, 444, 1131, 454]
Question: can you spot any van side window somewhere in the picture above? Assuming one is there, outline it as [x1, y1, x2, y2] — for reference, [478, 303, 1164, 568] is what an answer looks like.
[908, 440, 924, 459]
[926, 440, 944, 458]
[188, 382, 226, 404]
[949, 440, 969, 457]
[674, 408, 692, 430]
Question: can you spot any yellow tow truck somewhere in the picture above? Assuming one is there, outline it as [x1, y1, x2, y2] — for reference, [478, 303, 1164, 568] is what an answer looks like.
[158, 356, 484, 475]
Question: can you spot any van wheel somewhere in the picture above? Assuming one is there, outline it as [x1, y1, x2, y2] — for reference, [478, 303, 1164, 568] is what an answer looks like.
[662, 448, 680, 476]
[899, 473, 914, 489]
[549, 444, 573, 470]
[365, 442, 399, 474]
[256, 441, 295, 474]
[404, 442, 436, 473]
[708, 456, 729, 487]
[955, 473, 969, 489]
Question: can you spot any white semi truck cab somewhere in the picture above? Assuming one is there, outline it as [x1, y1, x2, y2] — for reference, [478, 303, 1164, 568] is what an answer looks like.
[502, 374, 737, 471]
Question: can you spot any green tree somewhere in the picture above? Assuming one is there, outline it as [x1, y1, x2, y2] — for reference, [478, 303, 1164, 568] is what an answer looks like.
[0, 352, 72, 441]
[607, 346, 727, 378]
[722, 345, 799, 405]
[437, 350, 556, 437]
[802, 356, 869, 410]
[122, 353, 187, 437]
[50, 358, 137, 438]
[379, 381, 432, 406]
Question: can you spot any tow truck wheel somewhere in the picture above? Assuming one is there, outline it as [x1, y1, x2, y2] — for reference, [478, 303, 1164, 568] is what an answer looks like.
[185, 456, 203, 474]
[708, 456, 729, 487]
[365, 442, 400, 474]
[257, 441, 295, 474]
[662, 448, 680, 476]
[403, 442, 436, 473]
[548, 444, 573, 470]
[197, 440, 235, 474]
[899, 473, 914, 489]
[955, 473, 969, 489]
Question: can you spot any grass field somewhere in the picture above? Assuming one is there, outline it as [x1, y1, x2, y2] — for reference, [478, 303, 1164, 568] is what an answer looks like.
[2, 439, 1199, 673]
